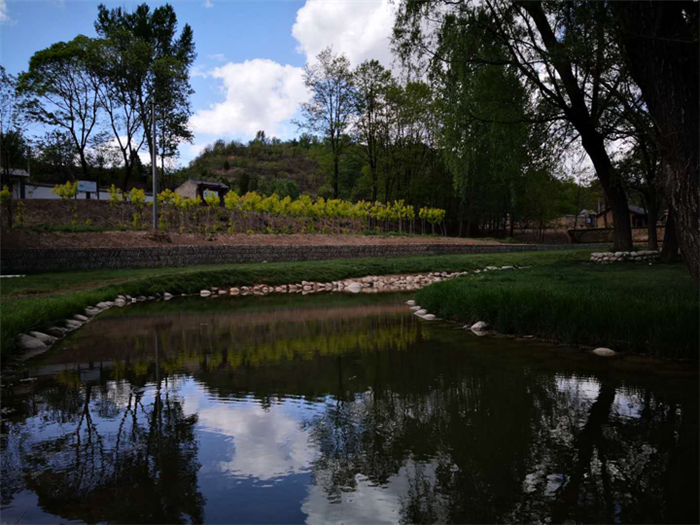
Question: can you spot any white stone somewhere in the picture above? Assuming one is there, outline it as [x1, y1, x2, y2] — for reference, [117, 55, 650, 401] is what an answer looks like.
[471, 321, 489, 332]
[345, 282, 362, 293]
[65, 319, 82, 329]
[163, 293, 173, 299]
[74, 314, 88, 322]
[592, 347, 616, 357]
[414, 309, 427, 316]
[29, 331, 57, 345]
[422, 314, 436, 320]
[18, 334, 47, 351]
[410, 306, 421, 310]
[84, 307, 101, 317]
[200, 290, 212, 297]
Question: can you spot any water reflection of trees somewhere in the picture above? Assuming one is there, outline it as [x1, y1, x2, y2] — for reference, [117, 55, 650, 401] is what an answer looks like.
[302, 357, 699, 524]
[2, 376, 204, 524]
[8, 306, 698, 524]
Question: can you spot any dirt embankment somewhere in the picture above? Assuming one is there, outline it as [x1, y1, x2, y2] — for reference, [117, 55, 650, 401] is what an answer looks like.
[1, 230, 507, 250]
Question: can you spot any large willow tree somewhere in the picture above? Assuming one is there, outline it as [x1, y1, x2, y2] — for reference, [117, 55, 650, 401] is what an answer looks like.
[394, 0, 636, 251]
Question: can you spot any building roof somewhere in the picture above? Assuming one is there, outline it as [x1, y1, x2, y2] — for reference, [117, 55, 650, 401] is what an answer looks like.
[2, 168, 29, 177]
[601, 205, 647, 216]
[188, 179, 230, 189]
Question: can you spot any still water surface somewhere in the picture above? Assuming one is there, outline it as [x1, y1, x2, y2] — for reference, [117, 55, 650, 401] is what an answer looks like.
[1, 293, 698, 524]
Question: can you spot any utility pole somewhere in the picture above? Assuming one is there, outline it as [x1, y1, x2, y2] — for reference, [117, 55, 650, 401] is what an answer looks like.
[152, 97, 158, 229]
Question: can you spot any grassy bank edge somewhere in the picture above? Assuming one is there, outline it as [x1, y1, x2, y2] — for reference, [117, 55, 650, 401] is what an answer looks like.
[1, 250, 595, 360]
[415, 271, 698, 359]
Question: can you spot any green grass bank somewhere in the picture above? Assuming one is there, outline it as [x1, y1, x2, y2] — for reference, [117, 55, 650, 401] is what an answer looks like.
[1, 250, 592, 359]
[3, 249, 695, 361]
[416, 258, 698, 359]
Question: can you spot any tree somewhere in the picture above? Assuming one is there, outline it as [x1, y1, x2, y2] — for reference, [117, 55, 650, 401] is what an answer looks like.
[613, 1, 699, 284]
[354, 60, 393, 202]
[431, 15, 532, 238]
[94, 2, 195, 185]
[0, 66, 28, 187]
[89, 34, 149, 190]
[394, 0, 636, 250]
[18, 36, 101, 179]
[296, 47, 356, 199]
[37, 130, 76, 182]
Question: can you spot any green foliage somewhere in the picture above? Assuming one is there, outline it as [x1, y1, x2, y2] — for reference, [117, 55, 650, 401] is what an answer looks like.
[51, 181, 78, 200]
[0, 185, 11, 205]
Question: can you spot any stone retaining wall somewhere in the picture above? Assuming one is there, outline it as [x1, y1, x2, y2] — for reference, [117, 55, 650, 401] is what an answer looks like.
[1, 243, 608, 274]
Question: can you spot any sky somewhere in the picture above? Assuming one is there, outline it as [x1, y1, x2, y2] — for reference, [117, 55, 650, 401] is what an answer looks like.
[0, 0, 398, 165]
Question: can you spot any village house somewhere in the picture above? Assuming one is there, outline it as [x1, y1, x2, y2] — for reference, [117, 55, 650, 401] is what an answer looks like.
[598, 205, 649, 228]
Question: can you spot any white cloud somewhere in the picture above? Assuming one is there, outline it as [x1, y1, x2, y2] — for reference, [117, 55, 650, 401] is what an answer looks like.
[198, 403, 317, 480]
[189, 59, 308, 138]
[0, 0, 12, 24]
[292, 0, 397, 68]
[203, 0, 213, 8]
[190, 65, 208, 78]
[208, 53, 226, 63]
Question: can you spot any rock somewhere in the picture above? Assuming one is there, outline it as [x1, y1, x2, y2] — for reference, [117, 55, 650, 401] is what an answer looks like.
[422, 314, 436, 320]
[218, 290, 227, 295]
[414, 309, 427, 316]
[29, 331, 57, 345]
[345, 282, 362, 293]
[230, 288, 240, 295]
[65, 319, 82, 330]
[46, 327, 66, 338]
[74, 314, 88, 322]
[200, 290, 212, 297]
[84, 307, 101, 317]
[471, 321, 489, 332]
[501, 266, 514, 270]
[163, 293, 173, 300]
[410, 306, 421, 310]
[18, 334, 47, 351]
[96, 302, 113, 309]
[114, 299, 126, 307]
[486, 266, 498, 271]
[592, 347, 616, 357]
[406, 300, 416, 306]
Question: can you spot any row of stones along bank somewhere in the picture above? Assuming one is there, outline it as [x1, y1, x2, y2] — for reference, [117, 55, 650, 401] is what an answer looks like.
[590, 250, 660, 264]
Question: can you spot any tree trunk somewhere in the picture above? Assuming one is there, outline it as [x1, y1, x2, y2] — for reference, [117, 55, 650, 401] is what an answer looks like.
[121, 165, 133, 193]
[614, 1, 699, 285]
[79, 151, 90, 179]
[661, 208, 679, 262]
[521, 1, 634, 251]
[333, 155, 339, 199]
[371, 164, 378, 203]
[646, 202, 659, 251]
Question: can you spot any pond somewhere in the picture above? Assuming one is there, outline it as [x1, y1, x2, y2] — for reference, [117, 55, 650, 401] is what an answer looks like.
[1, 293, 698, 524]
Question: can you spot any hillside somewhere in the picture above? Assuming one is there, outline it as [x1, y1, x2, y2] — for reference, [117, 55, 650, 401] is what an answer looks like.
[181, 135, 328, 198]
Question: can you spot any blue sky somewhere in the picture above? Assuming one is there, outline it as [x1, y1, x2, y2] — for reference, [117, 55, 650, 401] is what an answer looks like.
[0, 0, 396, 165]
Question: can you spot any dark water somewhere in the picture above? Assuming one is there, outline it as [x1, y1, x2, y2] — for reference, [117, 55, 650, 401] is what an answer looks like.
[1, 293, 698, 524]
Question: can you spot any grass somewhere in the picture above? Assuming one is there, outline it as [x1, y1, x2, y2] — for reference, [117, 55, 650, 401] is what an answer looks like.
[1, 249, 595, 359]
[416, 258, 698, 359]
